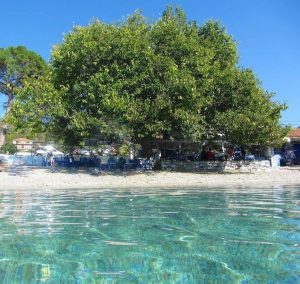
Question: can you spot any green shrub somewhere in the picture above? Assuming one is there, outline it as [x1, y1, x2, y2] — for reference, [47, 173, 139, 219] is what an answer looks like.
[118, 143, 130, 156]
[0, 143, 18, 154]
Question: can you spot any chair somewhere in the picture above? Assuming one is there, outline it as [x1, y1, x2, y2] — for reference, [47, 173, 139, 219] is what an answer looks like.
[108, 157, 117, 170]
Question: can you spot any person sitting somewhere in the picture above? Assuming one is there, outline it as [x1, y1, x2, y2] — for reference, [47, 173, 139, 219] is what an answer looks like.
[73, 151, 81, 167]
[200, 148, 208, 161]
[206, 148, 215, 161]
[226, 147, 233, 160]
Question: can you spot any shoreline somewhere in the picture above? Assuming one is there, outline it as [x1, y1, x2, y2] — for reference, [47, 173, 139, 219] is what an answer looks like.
[0, 167, 300, 191]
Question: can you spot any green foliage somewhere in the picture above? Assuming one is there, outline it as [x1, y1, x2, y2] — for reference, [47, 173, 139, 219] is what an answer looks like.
[0, 46, 48, 105]
[117, 143, 130, 156]
[49, 8, 211, 143]
[6, 75, 65, 134]
[198, 20, 238, 68]
[8, 6, 288, 150]
[208, 69, 289, 145]
[0, 46, 49, 146]
[0, 143, 17, 154]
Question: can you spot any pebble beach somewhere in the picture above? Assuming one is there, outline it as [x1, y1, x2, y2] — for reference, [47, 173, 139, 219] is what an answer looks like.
[0, 166, 300, 191]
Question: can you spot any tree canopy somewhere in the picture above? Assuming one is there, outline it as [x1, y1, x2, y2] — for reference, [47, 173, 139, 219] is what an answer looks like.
[0, 46, 48, 111]
[7, 7, 288, 151]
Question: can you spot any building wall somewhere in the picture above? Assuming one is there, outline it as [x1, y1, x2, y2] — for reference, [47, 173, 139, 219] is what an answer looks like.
[13, 141, 33, 151]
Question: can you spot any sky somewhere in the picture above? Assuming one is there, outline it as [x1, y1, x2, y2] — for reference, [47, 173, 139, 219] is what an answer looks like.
[1, 0, 299, 126]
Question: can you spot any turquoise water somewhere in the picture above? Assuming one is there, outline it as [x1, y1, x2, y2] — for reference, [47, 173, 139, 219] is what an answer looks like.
[0, 186, 299, 283]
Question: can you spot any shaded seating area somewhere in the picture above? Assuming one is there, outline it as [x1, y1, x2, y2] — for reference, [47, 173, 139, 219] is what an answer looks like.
[54, 156, 101, 168]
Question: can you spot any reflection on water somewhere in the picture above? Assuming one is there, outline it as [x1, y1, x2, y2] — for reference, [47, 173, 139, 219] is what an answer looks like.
[0, 186, 299, 283]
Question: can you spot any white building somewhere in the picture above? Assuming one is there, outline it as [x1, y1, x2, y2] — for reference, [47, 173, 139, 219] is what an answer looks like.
[13, 137, 33, 151]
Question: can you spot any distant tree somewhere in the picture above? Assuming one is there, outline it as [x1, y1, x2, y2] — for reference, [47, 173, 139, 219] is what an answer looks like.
[0, 142, 17, 154]
[8, 7, 288, 154]
[0, 46, 48, 146]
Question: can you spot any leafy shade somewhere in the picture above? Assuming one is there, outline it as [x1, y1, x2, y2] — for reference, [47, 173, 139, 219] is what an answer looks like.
[49, 10, 227, 144]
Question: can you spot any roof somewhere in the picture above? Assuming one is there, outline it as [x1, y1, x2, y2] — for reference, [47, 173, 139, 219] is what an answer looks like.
[287, 128, 300, 138]
[13, 137, 33, 143]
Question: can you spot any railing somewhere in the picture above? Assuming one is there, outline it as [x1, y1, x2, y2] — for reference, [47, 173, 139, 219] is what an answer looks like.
[1, 154, 154, 171]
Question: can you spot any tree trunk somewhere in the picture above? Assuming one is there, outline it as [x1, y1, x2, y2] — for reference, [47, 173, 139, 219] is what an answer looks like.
[0, 96, 13, 147]
[0, 127, 7, 147]
[6, 97, 13, 114]
[138, 138, 158, 158]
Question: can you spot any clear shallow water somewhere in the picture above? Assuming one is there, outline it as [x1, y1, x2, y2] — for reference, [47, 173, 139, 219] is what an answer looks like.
[0, 186, 299, 284]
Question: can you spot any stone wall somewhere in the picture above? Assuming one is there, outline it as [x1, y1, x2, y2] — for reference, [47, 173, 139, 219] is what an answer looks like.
[161, 160, 271, 172]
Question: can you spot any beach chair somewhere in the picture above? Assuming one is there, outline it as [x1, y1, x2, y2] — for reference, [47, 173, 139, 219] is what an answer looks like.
[108, 157, 117, 170]
[124, 159, 136, 170]
[123, 158, 143, 170]
[61, 156, 70, 167]
[80, 157, 89, 168]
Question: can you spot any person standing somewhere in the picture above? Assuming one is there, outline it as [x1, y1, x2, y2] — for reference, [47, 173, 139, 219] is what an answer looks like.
[46, 152, 51, 167]
[226, 147, 233, 160]
[206, 148, 215, 161]
[200, 148, 207, 161]
[50, 153, 55, 167]
[241, 146, 246, 161]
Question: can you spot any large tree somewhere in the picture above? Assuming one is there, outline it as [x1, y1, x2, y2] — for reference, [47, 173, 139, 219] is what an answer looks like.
[0, 46, 48, 146]
[8, 7, 288, 154]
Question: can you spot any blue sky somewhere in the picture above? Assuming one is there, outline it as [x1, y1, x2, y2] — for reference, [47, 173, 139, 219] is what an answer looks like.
[1, 0, 299, 126]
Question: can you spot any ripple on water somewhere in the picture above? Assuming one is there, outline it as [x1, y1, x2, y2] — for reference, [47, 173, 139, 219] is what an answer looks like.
[0, 185, 299, 283]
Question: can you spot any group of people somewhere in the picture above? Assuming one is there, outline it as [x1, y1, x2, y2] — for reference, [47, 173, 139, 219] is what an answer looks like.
[200, 146, 246, 161]
[200, 148, 216, 161]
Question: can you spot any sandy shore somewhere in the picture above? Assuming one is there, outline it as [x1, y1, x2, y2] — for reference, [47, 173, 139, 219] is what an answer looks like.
[0, 166, 300, 190]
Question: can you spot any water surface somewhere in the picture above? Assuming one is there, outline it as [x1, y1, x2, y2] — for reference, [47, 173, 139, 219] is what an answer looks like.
[0, 186, 299, 283]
